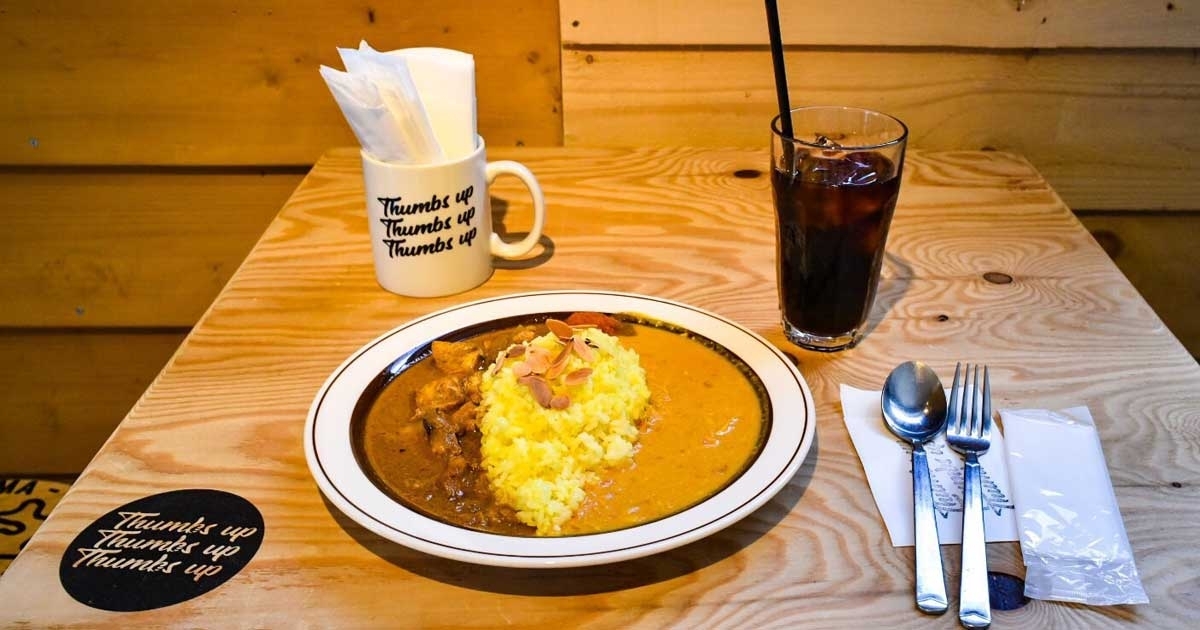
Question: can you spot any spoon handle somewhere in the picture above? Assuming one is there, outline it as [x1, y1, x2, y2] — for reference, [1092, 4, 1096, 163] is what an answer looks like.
[912, 445, 948, 614]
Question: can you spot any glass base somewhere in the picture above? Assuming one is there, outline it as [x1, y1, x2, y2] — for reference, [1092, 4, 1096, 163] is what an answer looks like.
[784, 322, 862, 352]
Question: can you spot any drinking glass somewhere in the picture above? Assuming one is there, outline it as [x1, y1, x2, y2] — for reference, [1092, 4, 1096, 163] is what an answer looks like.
[771, 106, 908, 351]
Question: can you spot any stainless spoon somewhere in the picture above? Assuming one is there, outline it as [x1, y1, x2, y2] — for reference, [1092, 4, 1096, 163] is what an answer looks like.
[882, 360, 949, 615]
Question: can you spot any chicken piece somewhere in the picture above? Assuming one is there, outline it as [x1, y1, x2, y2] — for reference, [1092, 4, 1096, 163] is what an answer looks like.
[463, 372, 484, 404]
[445, 454, 469, 477]
[431, 340, 481, 375]
[420, 410, 463, 457]
[415, 375, 466, 411]
[441, 472, 465, 499]
[450, 402, 480, 433]
[511, 326, 539, 344]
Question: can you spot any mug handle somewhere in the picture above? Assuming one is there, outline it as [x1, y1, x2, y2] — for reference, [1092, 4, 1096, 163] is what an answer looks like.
[484, 160, 546, 259]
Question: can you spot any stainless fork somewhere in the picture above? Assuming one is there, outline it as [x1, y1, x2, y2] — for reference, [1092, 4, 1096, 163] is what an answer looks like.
[945, 363, 992, 629]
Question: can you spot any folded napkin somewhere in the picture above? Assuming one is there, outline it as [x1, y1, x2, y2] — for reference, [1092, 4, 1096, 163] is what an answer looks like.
[386, 46, 477, 160]
[319, 41, 477, 163]
[840, 385, 1019, 547]
[1001, 407, 1148, 605]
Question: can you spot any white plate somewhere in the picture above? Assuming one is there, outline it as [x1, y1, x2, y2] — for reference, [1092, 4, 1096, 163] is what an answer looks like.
[304, 290, 815, 568]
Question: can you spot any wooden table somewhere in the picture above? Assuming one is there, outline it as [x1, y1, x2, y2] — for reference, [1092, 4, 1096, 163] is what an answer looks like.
[2, 148, 1197, 628]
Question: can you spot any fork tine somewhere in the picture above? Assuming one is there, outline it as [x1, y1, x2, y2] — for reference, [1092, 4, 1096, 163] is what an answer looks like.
[960, 360, 969, 434]
[947, 362, 963, 432]
[982, 365, 992, 437]
[962, 363, 973, 434]
[973, 364, 983, 435]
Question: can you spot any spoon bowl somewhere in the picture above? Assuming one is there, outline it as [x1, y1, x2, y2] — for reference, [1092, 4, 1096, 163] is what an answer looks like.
[882, 360, 948, 443]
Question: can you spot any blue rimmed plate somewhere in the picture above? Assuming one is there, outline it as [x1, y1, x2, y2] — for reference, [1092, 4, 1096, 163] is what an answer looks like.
[304, 290, 815, 568]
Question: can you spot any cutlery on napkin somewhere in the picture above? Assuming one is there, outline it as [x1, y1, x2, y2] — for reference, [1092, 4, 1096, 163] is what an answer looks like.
[844, 382, 1148, 606]
[841, 385, 1019, 547]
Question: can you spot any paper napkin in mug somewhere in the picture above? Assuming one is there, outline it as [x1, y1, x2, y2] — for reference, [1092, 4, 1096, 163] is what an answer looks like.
[319, 40, 477, 164]
[379, 44, 477, 161]
[336, 45, 443, 163]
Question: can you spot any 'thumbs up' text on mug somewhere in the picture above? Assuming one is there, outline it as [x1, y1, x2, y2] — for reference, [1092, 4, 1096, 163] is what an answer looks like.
[360, 136, 546, 297]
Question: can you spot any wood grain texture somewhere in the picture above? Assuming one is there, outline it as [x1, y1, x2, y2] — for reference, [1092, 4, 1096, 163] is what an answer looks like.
[0, 170, 298, 327]
[561, 48, 1200, 212]
[0, 0, 562, 165]
[0, 330, 185, 474]
[561, 0, 1200, 48]
[0, 148, 1196, 627]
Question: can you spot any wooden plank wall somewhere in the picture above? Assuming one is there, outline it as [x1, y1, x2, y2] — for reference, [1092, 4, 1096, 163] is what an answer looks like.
[558, 0, 1200, 354]
[2, 0, 1196, 474]
[0, 1, 563, 474]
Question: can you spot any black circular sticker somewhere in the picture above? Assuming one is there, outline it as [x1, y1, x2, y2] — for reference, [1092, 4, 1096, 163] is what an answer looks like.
[59, 489, 264, 612]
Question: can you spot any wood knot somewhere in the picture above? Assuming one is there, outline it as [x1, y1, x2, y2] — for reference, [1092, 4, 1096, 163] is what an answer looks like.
[732, 169, 761, 179]
[936, 314, 950, 322]
[1172, 481, 1183, 488]
[983, 272, 1013, 284]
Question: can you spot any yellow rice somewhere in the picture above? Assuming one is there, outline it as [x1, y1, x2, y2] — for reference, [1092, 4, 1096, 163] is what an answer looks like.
[478, 326, 650, 535]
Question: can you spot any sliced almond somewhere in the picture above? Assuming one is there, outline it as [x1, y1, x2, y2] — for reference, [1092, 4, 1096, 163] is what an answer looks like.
[524, 352, 550, 374]
[549, 394, 571, 409]
[564, 368, 593, 386]
[506, 344, 526, 358]
[573, 336, 598, 362]
[511, 361, 532, 377]
[544, 344, 573, 379]
[518, 375, 555, 408]
[546, 318, 574, 340]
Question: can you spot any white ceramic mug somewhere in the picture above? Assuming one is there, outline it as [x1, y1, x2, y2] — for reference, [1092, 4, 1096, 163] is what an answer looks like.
[360, 137, 546, 297]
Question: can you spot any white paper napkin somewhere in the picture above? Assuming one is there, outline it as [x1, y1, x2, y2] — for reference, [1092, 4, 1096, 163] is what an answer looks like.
[319, 41, 477, 164]
[840, 385, 1019, 547]
[385, 45, 477, 161]
[336, 44, 443, 163]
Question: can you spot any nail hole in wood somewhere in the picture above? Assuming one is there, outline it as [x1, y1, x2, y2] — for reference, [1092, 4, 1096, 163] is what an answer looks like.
[1172, 481, 1183, 488]
[983, 272, 1013, 284]
[936, 314, 950, 322]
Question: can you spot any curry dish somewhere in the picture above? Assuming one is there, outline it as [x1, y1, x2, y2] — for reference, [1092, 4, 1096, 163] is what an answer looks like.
[356, 312, 767, 536]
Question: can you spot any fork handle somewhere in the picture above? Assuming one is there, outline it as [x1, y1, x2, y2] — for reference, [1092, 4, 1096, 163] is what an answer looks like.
[912, 445, 948, 614]
[960, 454, 992, 628]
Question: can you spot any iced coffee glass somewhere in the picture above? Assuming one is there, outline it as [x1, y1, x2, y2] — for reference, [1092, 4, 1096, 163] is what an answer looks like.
[771, 106, 908, 351]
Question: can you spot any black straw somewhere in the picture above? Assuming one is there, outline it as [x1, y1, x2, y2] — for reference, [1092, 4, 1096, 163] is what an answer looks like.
[765, 0, 792, 140]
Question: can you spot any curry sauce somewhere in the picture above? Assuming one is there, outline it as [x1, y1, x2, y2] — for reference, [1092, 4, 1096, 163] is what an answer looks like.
[356, 315, 767, 536]
[561, 324, 766, 534]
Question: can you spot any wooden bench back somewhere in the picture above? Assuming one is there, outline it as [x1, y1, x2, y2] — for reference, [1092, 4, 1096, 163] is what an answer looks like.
[558, 0, 1200, 212]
